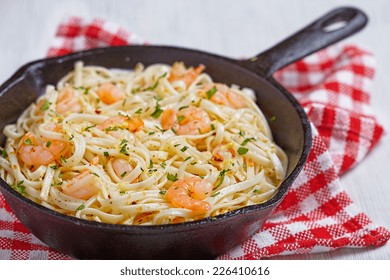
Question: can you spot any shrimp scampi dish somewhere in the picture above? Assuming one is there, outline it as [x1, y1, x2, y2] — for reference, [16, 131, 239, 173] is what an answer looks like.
[0, 61, 287, 225]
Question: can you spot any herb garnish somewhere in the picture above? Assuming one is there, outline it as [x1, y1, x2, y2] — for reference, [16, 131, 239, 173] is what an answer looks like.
[241, 137, 255, 146]
[145, 72, 167, 91]
[237, 147, 249, 155]
[13, 181, 26, 196]
[77, 204, 85, 211]
[39, 100, 50, 112]
[180, 146, 189, 152]
[211, 191, 220, 197]
[206, 86, 217, 99]
[85, 124, 96, 132]
[217, 169, 230, 187]
[167, 173, 178, 182]
[151, 102, 163, 118]
[0, 148, 8, 158]
[177, 115, 185, 123]
[60, 155, 67, 163]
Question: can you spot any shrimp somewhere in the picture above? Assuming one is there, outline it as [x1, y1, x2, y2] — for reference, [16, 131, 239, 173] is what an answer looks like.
[168, 62, 205, 88]
[18, 125, 68, 165]
[212, 143, 235, 162]
[97, 83, 125, 105]
[166, 177, 213, 213]
[97, 116, 144, 132]
[112, 158, 133, 178]
[200, 83, 247, 109]
[160, 106, 211, 135]
[176, 106, 211, 135]
[56, 86, 82, 115]
[160, 108, 177, 131]
[61, 171, 101, 200]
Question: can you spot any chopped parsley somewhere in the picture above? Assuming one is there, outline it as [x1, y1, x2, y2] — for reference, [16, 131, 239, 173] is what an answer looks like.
[241, 137, 255, 146]
[105, 126, 121, 132]
[50, 165, 59, 170]
[253, 189, 260, 193]
[120, 171, 127, 178]
[135, 108, 142, 114]
[119, 144, 129, 156]
[178, 105, 189, 111]
[177, 115, 185, 123]
[167, 173, 178, 182]
[206, 86, 217, 99]
[1, 148, 8, 158]
[131, 86, 142, 94]
[148, 131, 156, 135]
[120, 139, 128, 146]
[60, 155, 67, 163]
[159, 190, 167, 195]
[13, 181, 26, 195]
[211, 191, 220, 197]
[24, 138, 32, 145]
[149, 160, 154, 169]
[184, 156, 192, 161]
[154, 126, 166, 133]
[160, 162, 167, 168]
[46, 141, 52, 148]
[39, 100, 50, 112]
[77, 204, 85, 211]
[145, 72, 168, 91]
[210, 123, 215, 130]
[239, 130, 245, 137]
[69, 134, 75, 141]
[92, 172, 100, 177]
[103, 151, 109, 157]
[237, 147, 249, 155]
[84, 124, 96, 132]
[151, 102, 163, 119]
[217, 169, 230, 187]
[180, 146, 189, 152]
[76, 86, 89, 95]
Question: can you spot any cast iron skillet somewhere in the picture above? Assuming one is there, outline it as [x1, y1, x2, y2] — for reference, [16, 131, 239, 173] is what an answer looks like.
[0, 7, 367, 259]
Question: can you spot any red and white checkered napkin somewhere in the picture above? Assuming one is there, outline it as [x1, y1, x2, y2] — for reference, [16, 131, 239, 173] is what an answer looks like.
[0, 17, 389, 260]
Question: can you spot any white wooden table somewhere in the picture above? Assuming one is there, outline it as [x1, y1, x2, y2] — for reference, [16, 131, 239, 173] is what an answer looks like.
[0, 0, 388, 259]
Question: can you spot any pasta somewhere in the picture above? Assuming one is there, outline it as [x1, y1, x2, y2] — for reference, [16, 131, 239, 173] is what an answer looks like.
[0, 61, 287, 225]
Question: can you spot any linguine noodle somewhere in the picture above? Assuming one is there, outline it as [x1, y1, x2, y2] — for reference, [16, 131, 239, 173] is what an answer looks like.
[0, 61, 287, 225]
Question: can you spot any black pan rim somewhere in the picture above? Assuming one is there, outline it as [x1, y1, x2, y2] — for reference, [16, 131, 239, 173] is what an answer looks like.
[0, 45, 312, 233]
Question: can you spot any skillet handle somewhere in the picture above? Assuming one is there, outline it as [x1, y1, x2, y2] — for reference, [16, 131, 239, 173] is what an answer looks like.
[241, 7, 367, 77]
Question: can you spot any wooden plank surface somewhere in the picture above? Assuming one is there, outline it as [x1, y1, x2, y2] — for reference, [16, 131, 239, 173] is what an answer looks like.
[0, 0, 388, 259]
